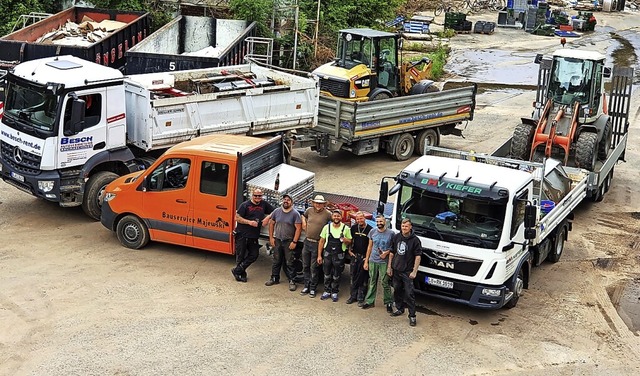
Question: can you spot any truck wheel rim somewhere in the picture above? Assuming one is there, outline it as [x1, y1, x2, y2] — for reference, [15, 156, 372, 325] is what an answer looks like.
[123, 223, 140, 242]
[514, 276, 524, 296]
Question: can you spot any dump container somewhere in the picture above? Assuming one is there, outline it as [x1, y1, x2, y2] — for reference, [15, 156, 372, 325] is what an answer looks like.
[0, 7, 149, 71]
[125, 15, 257, 74]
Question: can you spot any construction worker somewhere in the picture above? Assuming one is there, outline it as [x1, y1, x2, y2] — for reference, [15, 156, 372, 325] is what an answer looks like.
[318, 210, 352, 302]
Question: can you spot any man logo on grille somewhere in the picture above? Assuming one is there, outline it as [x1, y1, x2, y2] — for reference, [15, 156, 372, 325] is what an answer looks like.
[14, 146, 23, 163]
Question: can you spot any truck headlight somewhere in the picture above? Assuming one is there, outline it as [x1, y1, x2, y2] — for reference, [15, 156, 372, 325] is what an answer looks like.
[104, 192, 117, 202]
[482, 288, 502, 297]
[38, 180, 55, 192]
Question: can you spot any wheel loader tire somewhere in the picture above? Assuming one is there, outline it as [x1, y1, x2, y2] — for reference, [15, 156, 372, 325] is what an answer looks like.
[510, 123, 535, 160]
[597, 121, 612, 161]
[416, 129, 440, 155]
[83, 171, 119, 220]
[575, 132, 598, 171]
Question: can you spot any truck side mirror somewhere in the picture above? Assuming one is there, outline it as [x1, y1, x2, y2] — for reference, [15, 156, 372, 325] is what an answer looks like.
[66, 98, 86, 136]
[377, 180, 388, 215]
[524, 204, 536, 232]
[603, 67, 612, 78]
[534, 54, 543, 64]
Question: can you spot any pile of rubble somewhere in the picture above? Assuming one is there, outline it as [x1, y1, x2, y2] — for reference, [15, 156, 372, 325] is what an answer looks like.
[35, 16, 126, 47]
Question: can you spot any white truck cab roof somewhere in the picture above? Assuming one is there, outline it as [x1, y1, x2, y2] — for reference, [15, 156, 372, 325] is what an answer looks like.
[403, 155, 533, 194]
[11, 55, 123, 88]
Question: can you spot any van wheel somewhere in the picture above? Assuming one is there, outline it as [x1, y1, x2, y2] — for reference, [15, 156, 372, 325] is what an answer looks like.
[116, 215, 150, 249]
[390, 133, 415, 161]
[416, 129, 440, 155]
[83, 171, 119, 220]
[547, 226, 566, 263]
[504, 267, 524, 309]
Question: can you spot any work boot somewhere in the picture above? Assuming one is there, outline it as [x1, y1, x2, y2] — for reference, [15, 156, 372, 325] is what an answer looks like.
[231, 268, 242, 282]
[390, 309, 405, 317]
[300, 287, 310, 295]
[361, 303, 375, 309]
[309, 290, 316, 298]
[265, 279, 280, 286]
[345, 297, 356, 305]
[409, 316, 417, 327]
[289, 281, 297, 291]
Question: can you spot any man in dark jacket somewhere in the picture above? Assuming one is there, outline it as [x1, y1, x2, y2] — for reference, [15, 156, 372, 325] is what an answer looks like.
[346, 212, 372, 306]
[387, 218, 422, 326]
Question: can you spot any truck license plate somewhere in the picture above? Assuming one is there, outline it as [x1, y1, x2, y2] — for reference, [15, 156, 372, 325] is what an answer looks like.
[426, 276, 454, 289]
[10, 172, 25, 183]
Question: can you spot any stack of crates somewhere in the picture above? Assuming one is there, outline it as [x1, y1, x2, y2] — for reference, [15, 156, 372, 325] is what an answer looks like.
[444, 12, 471, 32]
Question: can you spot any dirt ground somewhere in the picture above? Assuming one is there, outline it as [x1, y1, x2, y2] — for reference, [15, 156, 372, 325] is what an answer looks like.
[2, 8, 640, 376]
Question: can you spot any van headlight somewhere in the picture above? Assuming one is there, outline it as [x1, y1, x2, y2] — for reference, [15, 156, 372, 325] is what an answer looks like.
[104, 192, 117, 202]
[38, 180, 55, 192]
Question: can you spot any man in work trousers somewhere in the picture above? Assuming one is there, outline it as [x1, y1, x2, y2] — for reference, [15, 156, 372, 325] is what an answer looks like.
[301, 195, 332, 298]
[388, 218, 422, 326]
[361, 214, 394, 312]
[318, 210, 352, 302]
[233, 188, 274, 282]
[346, 212, 373, 306]
[266, 194, 302, 291]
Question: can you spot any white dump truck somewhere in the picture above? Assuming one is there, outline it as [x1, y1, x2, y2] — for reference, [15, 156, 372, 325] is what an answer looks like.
[0, 55, 318, 219]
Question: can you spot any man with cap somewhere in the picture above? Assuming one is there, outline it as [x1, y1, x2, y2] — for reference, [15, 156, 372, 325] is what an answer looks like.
[300, 194, 332, 298]
[318, 210, 352, 302]
[233, 188, 274, 282]
[266, 194, 302, 291]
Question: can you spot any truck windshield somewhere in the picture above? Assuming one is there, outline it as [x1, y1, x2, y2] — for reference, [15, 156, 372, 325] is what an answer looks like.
[396, 183, 507, 250]
[3, 78, 58, 137]
[336, 34, 373, 70]
[548, 57, 594, 106]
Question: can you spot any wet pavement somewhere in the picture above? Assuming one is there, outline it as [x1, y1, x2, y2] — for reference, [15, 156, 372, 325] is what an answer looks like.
[614, 277, 640, 334]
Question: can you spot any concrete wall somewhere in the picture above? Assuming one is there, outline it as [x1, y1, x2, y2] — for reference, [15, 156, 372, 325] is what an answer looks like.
[132, 15, 181, 54]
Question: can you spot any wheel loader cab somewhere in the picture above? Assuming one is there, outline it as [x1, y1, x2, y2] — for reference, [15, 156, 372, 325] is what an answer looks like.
[547, 50, 606, 120]
[313, 28, 400, 101]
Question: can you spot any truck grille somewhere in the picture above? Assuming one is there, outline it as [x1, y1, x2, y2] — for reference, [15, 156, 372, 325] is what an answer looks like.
[1, 140, 42, 174]
[421, 248, 483, 277]
[319, 77, 350, 98]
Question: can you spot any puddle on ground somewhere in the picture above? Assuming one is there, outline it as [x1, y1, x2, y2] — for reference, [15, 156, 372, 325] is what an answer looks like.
[446, 50, 539, 85]
[610, 278, 640, 335]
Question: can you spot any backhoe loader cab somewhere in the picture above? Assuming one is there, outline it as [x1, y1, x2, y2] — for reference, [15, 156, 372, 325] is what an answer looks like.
[313, 28, 434, 102]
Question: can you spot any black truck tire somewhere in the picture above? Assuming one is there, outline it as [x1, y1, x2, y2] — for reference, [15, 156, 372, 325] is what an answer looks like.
[390, 133, 415, 161]
[504, 266, 524, 309]
[416, 129, 440, 155]
[510, 123, 535, 160]
[597, 121, 612, 161]
[547, 226, 566, 263]
[116, 214, 150, 249]
[369, 92, 391, 101]
[575, 132, 598, 171]
[82, 171, 119, 220]
[409, 80, 439, 95]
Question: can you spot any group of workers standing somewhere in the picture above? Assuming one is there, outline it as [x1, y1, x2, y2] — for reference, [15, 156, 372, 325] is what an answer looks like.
[232, 189, 422, 327]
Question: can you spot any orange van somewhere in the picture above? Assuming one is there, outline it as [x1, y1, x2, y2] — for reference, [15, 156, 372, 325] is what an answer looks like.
[100, 134, 286, 253]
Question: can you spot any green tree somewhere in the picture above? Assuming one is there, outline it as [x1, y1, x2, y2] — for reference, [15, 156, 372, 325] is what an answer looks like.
[0, 0, 57, 36]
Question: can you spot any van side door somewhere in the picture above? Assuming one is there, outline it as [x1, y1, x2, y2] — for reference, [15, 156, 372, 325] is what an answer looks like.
[190, 158, 236, 254]
[142, 156, 193, 246]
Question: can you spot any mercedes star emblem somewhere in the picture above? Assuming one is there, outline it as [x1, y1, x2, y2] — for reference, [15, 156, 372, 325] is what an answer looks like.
[14, 146, 23, 163]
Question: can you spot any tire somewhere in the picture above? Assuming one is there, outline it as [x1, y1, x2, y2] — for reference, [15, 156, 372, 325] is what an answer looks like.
[597, 121, 612, 161]
[416, 129, 440, 155]
[547, 226, 566, 263]
[409, 81, 439, 95]
[116, 214, 150, 249]
[510, 123, 535, 160]
[82, 171, 119, 220]
[369, 92, 391, 101]
[504, 266, 524, 309]
[575, 132, 598, 171]
[390, 133, 415, 161]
